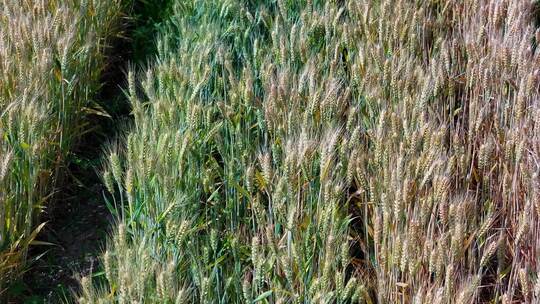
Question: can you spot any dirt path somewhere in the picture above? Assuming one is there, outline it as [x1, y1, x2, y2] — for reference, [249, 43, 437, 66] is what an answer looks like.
[22, 142, 114, 302]
[14, 3, 173, 302]
[19, 39, 132, 304]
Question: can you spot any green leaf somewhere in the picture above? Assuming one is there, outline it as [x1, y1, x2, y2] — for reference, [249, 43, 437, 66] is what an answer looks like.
[91, 271, 106, 278]
[253, 290, 273, 303]
[29, 240, 55, 246]
[82, 101, 112, 118]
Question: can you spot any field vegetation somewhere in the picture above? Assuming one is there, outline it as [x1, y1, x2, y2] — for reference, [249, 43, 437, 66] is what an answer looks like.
[78, 0, 540, 303]
[0, 0, 122, 296]
[2, 0, 540, 303]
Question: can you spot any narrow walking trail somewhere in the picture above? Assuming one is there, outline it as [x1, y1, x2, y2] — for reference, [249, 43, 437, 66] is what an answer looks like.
[13, 3, 172, 302]
[18, 16, 131, 304]
[20, 36, 131, 303]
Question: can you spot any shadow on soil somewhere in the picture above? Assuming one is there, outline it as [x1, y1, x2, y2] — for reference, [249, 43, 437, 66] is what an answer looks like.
[16, 23, 132, 304]
[12, 2, 174, 302]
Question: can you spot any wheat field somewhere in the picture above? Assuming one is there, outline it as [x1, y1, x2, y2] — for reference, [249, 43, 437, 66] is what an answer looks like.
[78, 0, 540, 303]
[1, 0, 540, 303]
[0, 0, 122, 297]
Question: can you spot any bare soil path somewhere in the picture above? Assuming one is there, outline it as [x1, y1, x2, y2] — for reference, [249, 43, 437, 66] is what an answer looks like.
[13, 2, 174, 301]
[18, 36, 131, 304]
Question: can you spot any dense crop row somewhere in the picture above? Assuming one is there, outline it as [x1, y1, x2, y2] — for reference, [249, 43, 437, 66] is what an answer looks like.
[72, 0, 539, 303]
[0, 0, 121, 294]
